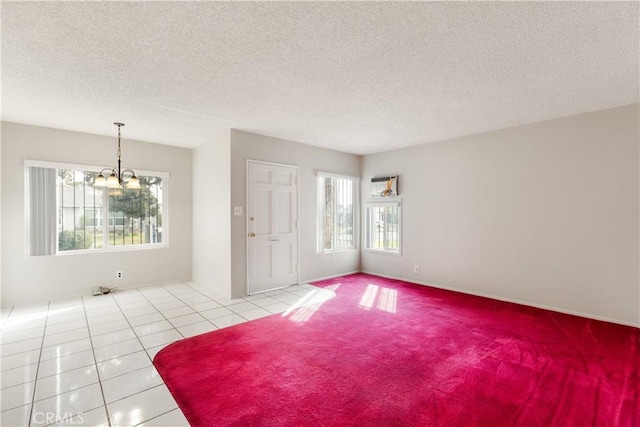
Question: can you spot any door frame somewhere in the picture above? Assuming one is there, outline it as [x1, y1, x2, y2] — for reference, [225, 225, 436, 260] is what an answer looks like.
[245, 159, 301, 295]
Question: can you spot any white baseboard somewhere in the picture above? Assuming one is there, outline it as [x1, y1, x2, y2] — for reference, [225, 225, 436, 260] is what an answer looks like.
[303, 270, 361, 285]
[113, 277, 194, 293]
[360, 270, 639, 328]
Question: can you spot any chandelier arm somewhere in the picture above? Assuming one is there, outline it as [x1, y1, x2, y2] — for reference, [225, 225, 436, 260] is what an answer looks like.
[98, 167, 116, 176]
[120, 169, 138, 179]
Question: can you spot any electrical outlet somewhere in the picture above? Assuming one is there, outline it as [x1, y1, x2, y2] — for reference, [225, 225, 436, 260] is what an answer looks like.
[414, 265, 420, 274]
[116, 271, 123, 279]
[233, 207, 243, 216]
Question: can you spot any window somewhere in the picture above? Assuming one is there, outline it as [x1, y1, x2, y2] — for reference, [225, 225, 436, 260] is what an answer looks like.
[365, 200, 401, 254]
[26, 161, 167, 255]
[317, 173, 358, 252]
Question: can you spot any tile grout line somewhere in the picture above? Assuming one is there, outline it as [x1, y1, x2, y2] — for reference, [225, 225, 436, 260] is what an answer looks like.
[160, 284, 236, 326]
[0, 305, 15, 334]
[124, 384, 175, 427]
[110, 290, 188, 425]
[90, 288, 188, 361]
[130, 404, 180, 427]
[92, 364, 157, 393]
[41, 384, 104, 427]
[95, 297, 178, 410]
[27, 300, 50, 427]
[80, 293, 114, 427]
[131, 287, 189, 345]
[165, 281, 259, 324]
[2, 281, 313, 426]
[111, 289, 167, 357]
[0, 305, 42, 398]
[148, 299, 227, 333]
[3, 310, 94, 348]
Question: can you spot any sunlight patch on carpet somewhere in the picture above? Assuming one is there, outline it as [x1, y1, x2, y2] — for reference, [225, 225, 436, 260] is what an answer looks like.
[359, 283, 398, 313]
[282, 284, 339, 323]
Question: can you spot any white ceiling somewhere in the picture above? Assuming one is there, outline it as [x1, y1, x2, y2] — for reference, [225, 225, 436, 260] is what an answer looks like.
[2, 2, 638, 155]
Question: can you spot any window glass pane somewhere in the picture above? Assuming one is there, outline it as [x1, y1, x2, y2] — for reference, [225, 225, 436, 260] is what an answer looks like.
[335, 178, 353, 249]
[28, 162, 166, 254]
[57, 169, 102, 251]
[108, 175, 163, 246]
[365, 203, 400, 253]
[324, 177, 334, 250]
[318, 175, 357, 252]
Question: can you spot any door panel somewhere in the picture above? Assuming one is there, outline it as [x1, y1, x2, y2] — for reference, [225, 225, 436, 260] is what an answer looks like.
[255, 243, 273, 279]
[247, 161, 298, 294]
[276, 190, 293, 233]
[275, 171, 293, 185]
[254, 188, 272, 235]
[275, 242, 294, 275]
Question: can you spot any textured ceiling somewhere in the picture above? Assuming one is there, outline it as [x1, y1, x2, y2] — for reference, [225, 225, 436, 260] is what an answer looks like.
[2, 2, 638, 155]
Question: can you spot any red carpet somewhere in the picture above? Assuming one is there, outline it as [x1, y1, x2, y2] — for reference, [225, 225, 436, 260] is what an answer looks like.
[154, 273, 639, 426]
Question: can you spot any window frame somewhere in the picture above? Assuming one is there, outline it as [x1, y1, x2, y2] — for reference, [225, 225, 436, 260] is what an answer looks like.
[316, 172, 359, 254]
[363, 198, 402, 256]
[25, 159, 170, 256]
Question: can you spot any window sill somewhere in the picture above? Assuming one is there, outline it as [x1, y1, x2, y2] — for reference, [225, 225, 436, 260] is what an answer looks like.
[318, 247, 358, 255]
[363, 248, 402, 256]
[51, 243, 168, 257]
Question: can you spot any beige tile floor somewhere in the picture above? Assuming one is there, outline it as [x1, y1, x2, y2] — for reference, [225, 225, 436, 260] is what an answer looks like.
[0, 281, 320, 426]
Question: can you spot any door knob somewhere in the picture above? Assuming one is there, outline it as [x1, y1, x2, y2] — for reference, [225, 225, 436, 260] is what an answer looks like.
[249, 232, 256, 238]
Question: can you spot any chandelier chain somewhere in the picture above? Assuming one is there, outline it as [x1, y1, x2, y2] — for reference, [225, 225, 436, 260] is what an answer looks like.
[115, 122, 124, 162]
[92, 122, 140, 190]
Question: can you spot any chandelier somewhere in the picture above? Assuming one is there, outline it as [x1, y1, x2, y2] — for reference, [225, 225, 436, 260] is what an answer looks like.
[93, 122, 141, 190]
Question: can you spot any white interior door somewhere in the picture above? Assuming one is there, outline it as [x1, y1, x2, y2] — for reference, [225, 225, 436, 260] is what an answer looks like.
[247, 161, 298, 294]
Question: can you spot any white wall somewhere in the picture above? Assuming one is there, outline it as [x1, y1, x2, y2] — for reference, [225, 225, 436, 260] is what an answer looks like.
[1, 122, 193, 307]
[230, 130, 361, 298]
[362, 104, 639, 326]
[192, 130, 232, 298]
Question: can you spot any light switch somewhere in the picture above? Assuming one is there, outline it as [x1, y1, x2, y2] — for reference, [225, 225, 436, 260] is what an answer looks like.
[233, 207, 243, 216]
